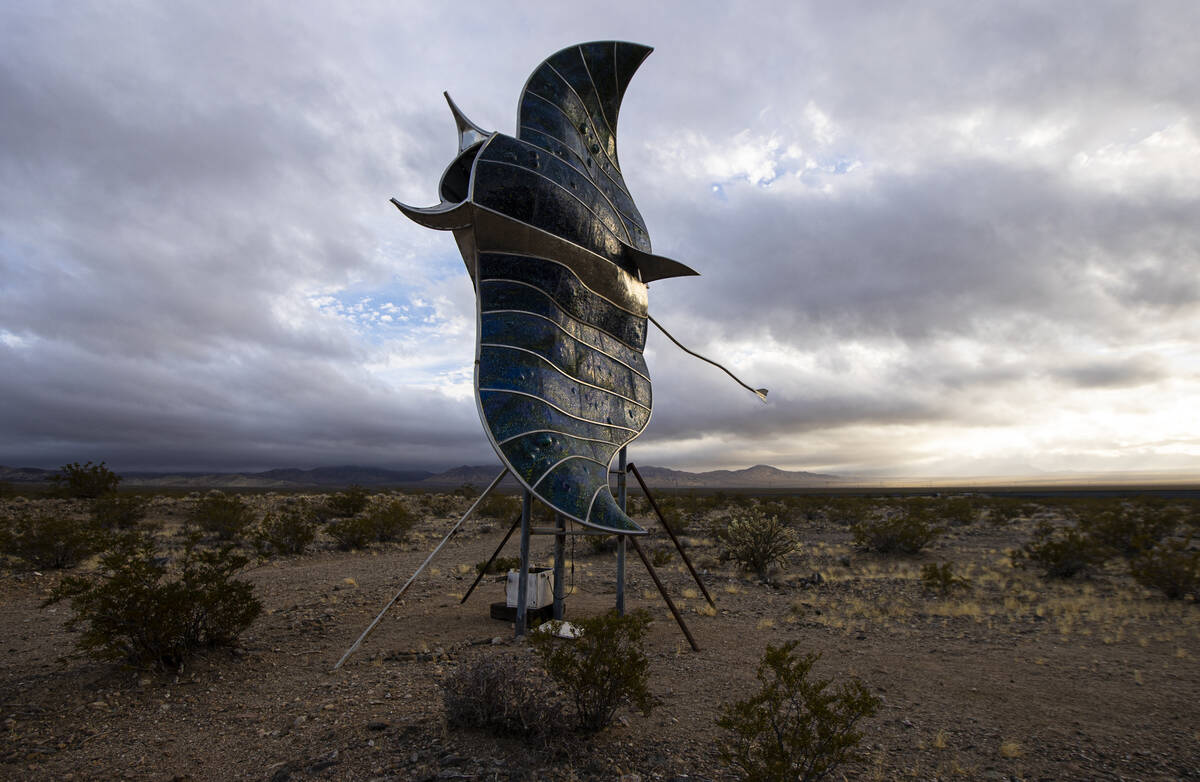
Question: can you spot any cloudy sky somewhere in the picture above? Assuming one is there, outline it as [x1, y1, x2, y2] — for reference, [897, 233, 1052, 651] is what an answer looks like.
[2, 1, 1198, 478]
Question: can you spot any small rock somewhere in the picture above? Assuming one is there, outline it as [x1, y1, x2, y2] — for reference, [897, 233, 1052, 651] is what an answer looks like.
[366, 721, 389, 731]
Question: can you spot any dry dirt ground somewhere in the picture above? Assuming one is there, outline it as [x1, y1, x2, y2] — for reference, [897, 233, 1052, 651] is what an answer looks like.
[1, 491, 1198, 781]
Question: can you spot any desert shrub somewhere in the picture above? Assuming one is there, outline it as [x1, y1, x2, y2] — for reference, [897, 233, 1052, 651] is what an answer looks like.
[323, 485, 370, 518]
[717, 641, 881, 782]
[326, 516, 375, 550]
[920, 562, 971, 595]
[477, 493, 520, 521]
[1080, 504, 1179, 559]
[1012, 521, 1107, 578]
[367, 499, 415, 542]
[475, 555, 521, 575]
[985, 499, 1030, 525]
[90, 493, 149, 530]
[1129, 537, 1199, 600]
[190, 493, 255, 541]
[51, 461, 122, 499]
[824, 497, 869, 527]
[714, 509, 798, 581]
[587, 534, 620, 555]
[530, 610, 654, 732]
[326, 500, 413, 550]
[45, 530, 262, 668]
[0, 509, 104, 569]
[852, 507, 942, 555]
[0, 482, 14, 499]
[936, 496, 976, 526]
[442, 653, 565, 742]
[650, 547, 674, 567]
[254, 509, 317, 556]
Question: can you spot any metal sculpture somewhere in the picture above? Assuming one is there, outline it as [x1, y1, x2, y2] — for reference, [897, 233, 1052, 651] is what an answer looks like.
[394, 41, 699, 535]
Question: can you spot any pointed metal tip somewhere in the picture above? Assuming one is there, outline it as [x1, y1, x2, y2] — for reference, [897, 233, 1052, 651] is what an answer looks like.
[755, 389, 769, 402]
[443, 92, 489, 153]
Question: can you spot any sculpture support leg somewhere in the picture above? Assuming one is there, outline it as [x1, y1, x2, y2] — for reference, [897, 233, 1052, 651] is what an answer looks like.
[516, 489, 532, 637]
[553, 513, 565, 620]
[616, 447, 627, 615]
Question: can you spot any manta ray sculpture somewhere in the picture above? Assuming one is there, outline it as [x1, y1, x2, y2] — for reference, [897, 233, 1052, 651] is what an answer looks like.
[394, 41, 698, 535]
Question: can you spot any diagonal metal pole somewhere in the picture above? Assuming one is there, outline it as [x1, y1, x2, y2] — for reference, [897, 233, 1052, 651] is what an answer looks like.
[628, 536, 699, 652]
[332, 468, 509, 671]
[460, 511, 522, 605]
[626, 462, 715, 608]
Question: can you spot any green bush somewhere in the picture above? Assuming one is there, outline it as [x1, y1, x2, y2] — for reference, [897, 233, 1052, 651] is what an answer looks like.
[1080, 503, 1179, 559]
[716, 641, 881, 782]
[254, 509, 318, 556]
[477, 493, 520, 520]
[90, 493, 150, 530]
[45, 530, 262, 668]
[530, 610, 654, 732]
[326, 500, 413, 550]
[326, 516, 375, 550]
[323, 485, 370, 518]
[368, 499, 414, 542]
[475, 555, 521, 575]
[919, 562, 971, 595]
[1129, 537, 1199, 600]
[715, 509, 798, 581]
[1012, 521, 1107, 578]
[0, 509, 104, 569]
[650, 547, 674, 567]
[51, 461, 122, 499]
[852, 507, 942, 555]
[442, 653, 565, 743]
[190, 493, 255, 541]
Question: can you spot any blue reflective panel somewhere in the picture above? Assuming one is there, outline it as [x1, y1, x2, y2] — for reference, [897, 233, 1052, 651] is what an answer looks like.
[479, 390, 635, 446]
[500, 430, 617, 488]
[477, 255, 647, 348]
[478, 347, 650, 431]
[480, 313, 651, 402]
[480, 310, 648, 375]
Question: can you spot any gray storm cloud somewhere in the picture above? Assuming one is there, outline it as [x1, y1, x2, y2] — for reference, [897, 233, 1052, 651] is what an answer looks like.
[1, 1, 1198, 476]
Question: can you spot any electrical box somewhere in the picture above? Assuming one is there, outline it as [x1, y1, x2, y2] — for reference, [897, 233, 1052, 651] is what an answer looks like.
[506, 567, 553, 609]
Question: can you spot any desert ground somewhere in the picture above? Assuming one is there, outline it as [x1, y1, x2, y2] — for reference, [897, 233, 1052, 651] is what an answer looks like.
[1, 488, 1198, 781]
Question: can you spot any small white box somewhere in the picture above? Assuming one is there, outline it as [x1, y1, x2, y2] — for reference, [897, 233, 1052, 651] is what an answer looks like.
[506, 567, 554, 609]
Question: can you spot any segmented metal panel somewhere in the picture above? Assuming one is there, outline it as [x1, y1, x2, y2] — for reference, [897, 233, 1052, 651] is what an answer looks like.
[395, 41, 687, 534]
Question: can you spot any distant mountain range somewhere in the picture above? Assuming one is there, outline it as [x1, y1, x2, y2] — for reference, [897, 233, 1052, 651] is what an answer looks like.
[0, 463, 843, 490]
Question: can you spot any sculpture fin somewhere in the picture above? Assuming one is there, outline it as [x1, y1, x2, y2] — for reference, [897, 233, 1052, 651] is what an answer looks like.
[624, 244, 700, 283]
[390, 197, 472, 231]
[444, 92, 489, 153]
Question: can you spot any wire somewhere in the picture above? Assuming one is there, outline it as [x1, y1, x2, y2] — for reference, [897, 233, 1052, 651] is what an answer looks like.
[648, 314, 768, 402]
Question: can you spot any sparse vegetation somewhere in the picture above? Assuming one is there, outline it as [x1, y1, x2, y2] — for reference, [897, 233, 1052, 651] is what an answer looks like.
[190, 493, 255, 541]
[1013, 520, 1108, 578]
[254, 508, 318, 556]
[51, 461, 122, 499]
[442, 653, 565, 743]
[367, 498, 414, 542]
[475, 555, 521, 575]
[852, 506, 942, 554]
[716, 640, 881, 782]
[920, 562, 972, 595]
[45, 529, 262, 668]
[1080, 502, 1179, 559]
[1129, 536, 1199, 600]
[0, 508, 104, 569]
[714, 508, 798, 581]
[322, 485, 371, 519]
[326, 499, 414, 550]
[530, 610, 654, 732]
[90, 492, 149, 530]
